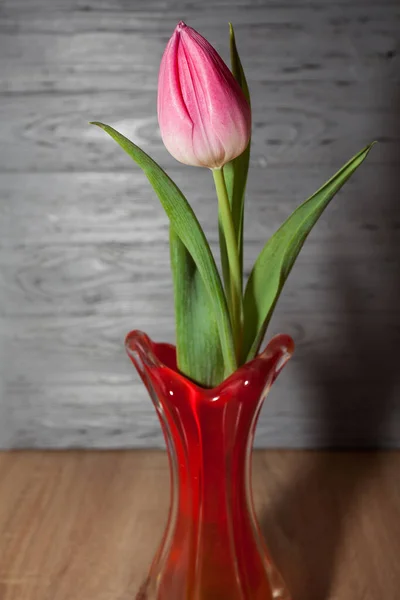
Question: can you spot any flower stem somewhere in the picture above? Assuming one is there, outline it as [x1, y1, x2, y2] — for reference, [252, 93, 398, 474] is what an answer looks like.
[213, 167, 243, 361]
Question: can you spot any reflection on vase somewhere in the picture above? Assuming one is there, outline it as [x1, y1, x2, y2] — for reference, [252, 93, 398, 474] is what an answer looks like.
[126, 330, 294, 600]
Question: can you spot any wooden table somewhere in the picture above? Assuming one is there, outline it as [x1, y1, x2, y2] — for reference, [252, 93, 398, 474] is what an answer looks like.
[0, 451, 399, 599]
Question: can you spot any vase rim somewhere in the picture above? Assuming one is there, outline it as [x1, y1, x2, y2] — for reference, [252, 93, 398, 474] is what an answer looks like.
[125, 329, 294, 395]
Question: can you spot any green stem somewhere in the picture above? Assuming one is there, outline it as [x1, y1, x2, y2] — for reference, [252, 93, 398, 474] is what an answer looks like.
[218, 208, 232, 314]
[213, 167, 243, 362]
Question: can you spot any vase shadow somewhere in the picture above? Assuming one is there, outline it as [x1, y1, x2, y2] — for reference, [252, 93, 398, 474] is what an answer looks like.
[260, 84, 400, 600]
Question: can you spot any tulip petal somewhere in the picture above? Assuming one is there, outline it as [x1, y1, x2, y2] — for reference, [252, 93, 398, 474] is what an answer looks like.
[157, 22, 251, 168]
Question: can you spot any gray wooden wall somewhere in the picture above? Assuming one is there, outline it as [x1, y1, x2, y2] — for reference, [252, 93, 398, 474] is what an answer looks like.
[1, 0, 399, 448]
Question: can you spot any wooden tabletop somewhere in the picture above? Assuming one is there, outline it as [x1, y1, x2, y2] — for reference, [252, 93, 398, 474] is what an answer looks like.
[0, 450, 399, 600]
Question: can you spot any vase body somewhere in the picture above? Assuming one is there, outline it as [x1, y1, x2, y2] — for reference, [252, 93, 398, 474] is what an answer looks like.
[126, 330, 294, 600]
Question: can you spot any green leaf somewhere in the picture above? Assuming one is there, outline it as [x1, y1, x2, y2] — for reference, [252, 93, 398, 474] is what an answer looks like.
[242, 143, 376, 362]
[170, 228, 225, 386]
[222, 23, 251, 287]
[91, 122, 237, 377]
[228, 23, 250, 105]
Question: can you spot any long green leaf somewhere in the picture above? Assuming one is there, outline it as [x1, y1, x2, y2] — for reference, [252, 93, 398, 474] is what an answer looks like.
[222, 23, 251, 286]
[242, 143, 375, 362]
[170, 228, 225, 386]
[91, 122, 237, 376]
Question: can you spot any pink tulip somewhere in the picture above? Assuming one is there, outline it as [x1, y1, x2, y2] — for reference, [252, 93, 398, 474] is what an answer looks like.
[157, 21, 251, 169]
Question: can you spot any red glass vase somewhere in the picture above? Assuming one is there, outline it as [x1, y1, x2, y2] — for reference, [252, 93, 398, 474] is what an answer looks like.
[126, 330, 294, 600]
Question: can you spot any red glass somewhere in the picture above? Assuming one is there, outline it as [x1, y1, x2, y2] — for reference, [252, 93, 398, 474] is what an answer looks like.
[126, 330, 294, 600]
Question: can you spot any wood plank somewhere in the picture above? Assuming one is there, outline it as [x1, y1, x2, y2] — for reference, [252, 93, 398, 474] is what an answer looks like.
[0, 89, 396, 174]
[0, 166, 396, 246]
[2, 0, 400, 12]
[1, 8, 398, 76]
[0, 450, 399, 600]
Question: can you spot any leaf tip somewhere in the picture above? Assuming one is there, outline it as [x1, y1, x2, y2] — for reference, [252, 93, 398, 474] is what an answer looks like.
[89, 121, 105, 129]
[363, 140, 378, 155]
[355, 141, 377, 164]
[229, 22, 238, 49]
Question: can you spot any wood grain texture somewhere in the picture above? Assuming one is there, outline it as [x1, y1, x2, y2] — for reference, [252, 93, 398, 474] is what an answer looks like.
[0, 450, 399, 599]
[0, 0, 400, 447]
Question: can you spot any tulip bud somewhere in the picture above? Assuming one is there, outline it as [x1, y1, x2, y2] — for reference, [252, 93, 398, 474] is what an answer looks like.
[157, 21, 251, 169]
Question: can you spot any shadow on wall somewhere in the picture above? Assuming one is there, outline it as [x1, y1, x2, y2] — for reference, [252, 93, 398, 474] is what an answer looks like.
[260, 83, 400, 597]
